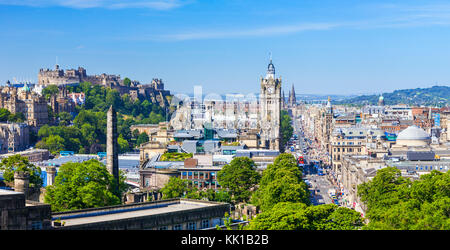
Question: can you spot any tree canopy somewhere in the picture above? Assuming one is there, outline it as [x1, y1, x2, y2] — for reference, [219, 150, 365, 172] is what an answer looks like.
[35, 81, 169, 154]
[44, 159, 126, 212]
[160, 177, 200, 199]
[217, 157, 260, 203]
[280, 110, 293, 150]
[0, 154, 42, 188]
[358, 167, 450, 230]
[252, 153, 310, 211]
[160, 177, 232, 203]
[246, 202, 363, 230]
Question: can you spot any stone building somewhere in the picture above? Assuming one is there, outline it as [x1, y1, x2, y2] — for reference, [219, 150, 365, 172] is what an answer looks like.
[0, 122, 30, 153]
[0, 84, 48, 130]
[0, 148, 49, 162]
[51, 198, 230, 230]
[0, 189, 52, 230]
[49, 86, 76, 114]
[130, 122, 173, 145]
[330, 127, 387, 178]
[38, 65, 172, 108]
[38, 64, 122, 87]
[340, 155, 386, 214]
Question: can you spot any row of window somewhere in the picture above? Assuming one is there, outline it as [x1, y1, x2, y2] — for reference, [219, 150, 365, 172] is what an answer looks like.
[333, 147, 362, 153]
[414, 165, 449, 171]
[334, 141, 362, 145]
[158, 219, 217, 230]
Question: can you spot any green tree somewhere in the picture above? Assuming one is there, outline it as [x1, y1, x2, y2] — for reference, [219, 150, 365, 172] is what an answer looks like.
[43, 135, 65, 155]
[217, 157, 260, 203]
[161, 177, 198, 199]
[8, 112, 25, 123]
[280, 110, 293, 150]
[123, 77, 132, 87]
[58, 112, 72, 126]
[105, 89, 122, 108]
[44, 159, 123, 212]
[117, 134, 130, 154]
[252, 153, 310, 211]
[0, 155, 43, 188]
[246, 202, 363, 230]
[358, 167, 450, 230]
[136, 132, 149, 147]
[42, 84, 59, 100]
[0, 108, 11, 122]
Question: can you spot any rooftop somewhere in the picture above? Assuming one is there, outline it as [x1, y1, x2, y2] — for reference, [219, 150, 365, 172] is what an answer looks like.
[52, 199, 224, 227]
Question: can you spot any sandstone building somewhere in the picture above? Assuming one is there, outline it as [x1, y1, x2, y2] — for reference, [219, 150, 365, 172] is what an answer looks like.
[0, 83, 48, 130]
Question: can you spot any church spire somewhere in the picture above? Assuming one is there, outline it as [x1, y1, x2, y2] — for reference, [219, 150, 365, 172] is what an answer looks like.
[289, 84, 296, 106]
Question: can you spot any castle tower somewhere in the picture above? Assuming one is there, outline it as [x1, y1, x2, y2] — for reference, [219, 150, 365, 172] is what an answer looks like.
[259, 59, 281, 150]
[107, 105, 119, 193]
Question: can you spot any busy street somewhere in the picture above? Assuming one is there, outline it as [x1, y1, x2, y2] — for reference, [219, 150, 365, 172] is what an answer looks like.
[287, 114, 346, 207]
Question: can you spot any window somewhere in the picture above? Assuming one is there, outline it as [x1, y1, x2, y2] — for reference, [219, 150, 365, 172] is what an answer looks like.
[201, 220, 210, 229]
[173, 224, 182, 230]
[31, 221, 43, 230]
[158, 226, 168, 230]
[187, 222, 197, 230]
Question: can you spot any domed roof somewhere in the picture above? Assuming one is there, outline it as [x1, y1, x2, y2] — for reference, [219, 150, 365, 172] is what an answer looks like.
[21, 83, 30, 92]
[397, 126, 430, 141]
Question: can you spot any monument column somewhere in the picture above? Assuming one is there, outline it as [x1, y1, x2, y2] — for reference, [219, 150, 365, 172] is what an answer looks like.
[107, 105, 119, 193]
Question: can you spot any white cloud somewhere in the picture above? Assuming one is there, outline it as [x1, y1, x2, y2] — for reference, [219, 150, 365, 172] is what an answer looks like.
[151, 22, 342, 41]
[0, 0, 189, 10]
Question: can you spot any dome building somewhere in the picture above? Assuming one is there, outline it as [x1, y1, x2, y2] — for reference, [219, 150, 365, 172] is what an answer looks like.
[378, 95, 385, 106]
[395, 125, 431, 147]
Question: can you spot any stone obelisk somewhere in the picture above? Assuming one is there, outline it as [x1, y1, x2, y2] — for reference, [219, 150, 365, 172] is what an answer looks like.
[107, 105, 119, 192]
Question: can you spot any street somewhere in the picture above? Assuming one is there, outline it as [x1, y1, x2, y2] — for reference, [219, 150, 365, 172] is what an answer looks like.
[287, 114, 339, 206]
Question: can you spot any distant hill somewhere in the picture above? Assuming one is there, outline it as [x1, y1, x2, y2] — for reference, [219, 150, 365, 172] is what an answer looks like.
[334, 85, 450, 107]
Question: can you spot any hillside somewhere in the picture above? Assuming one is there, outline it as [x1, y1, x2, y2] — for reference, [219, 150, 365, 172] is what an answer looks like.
[334, 85, 450, 107]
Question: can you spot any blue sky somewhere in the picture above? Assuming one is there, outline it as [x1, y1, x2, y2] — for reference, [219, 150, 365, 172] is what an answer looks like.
[1, 0, 450, 95]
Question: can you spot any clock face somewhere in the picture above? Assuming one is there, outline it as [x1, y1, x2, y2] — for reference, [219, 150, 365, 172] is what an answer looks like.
[267, 87, 274, 94]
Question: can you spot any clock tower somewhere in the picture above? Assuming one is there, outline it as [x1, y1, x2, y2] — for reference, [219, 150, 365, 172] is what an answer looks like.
[259, 59, 282, 150]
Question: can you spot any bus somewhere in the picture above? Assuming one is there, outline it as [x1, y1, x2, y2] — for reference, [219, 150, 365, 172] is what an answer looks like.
[297, 155, 305, 165]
